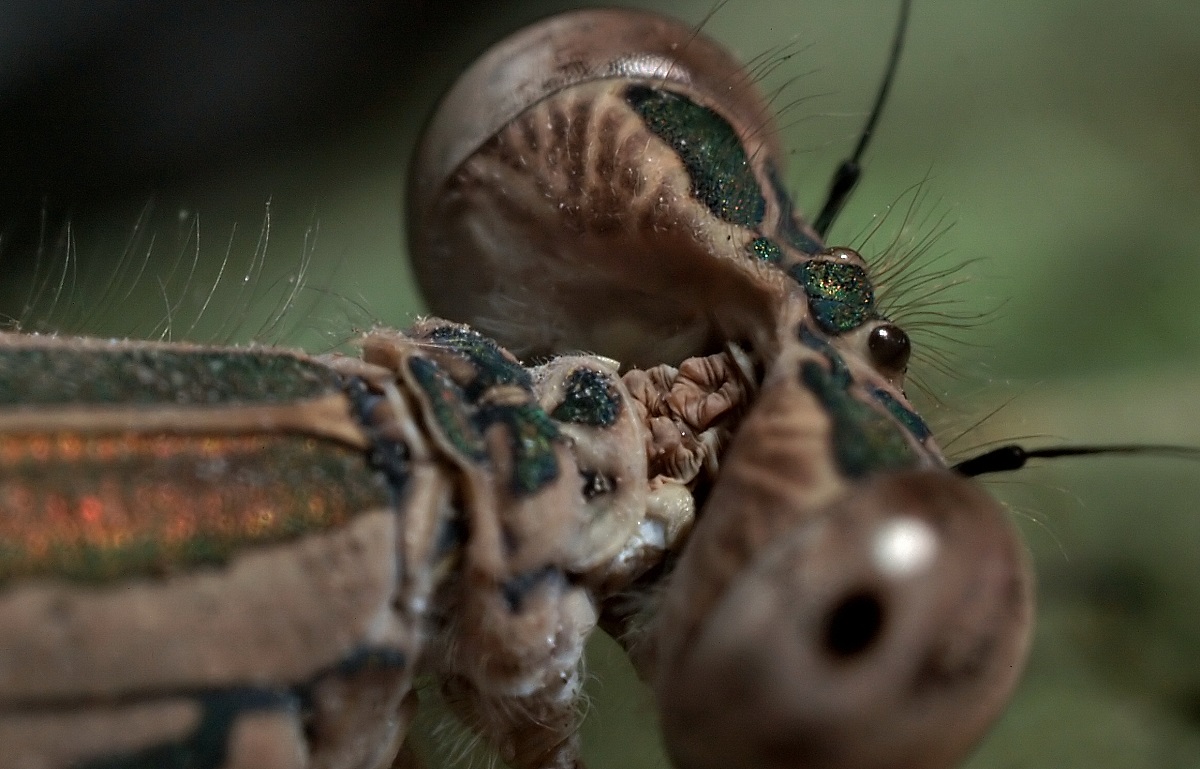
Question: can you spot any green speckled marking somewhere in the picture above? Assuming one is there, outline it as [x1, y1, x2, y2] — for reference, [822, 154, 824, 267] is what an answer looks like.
[799, 360, 917, 478]
[625, 84, 766, 227]
[747, 237, 784, 265]
[479, 403, 561, 495]
[425, 325, 533, 397]
[0, 347, 339, 407]
[801, 321, 921, 470]
[797, 323, 851, 381]
[407, 357, 487, 462]
[871, 388, 932, 441]
[789, 260, 875, 334]
[551, 368, 622, 427]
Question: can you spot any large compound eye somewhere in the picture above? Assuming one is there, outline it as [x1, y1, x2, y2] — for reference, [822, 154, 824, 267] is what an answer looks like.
[407, 8, 796, 367]
[867, 322, 911, 377]
[655, 470, 1033, 769]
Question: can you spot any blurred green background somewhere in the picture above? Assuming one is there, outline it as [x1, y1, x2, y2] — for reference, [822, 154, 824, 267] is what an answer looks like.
[3, 1, 1200, 766]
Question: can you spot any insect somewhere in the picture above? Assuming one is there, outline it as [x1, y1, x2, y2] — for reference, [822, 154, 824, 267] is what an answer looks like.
[0, 1, 1195, 767]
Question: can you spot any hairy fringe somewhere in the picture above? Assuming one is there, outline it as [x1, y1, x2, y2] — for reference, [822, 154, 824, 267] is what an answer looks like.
[0, 200, 375, 353]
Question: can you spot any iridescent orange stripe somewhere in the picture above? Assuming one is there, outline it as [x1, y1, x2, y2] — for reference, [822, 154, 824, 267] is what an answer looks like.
[0, 432, 392, 582]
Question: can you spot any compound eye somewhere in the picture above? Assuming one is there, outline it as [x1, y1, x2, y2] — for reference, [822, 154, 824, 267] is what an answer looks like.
[655, 470, 1033, 769]
[868, 322, 911, 376]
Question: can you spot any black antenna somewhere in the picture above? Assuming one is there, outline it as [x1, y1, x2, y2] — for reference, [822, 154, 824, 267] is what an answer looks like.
[813, 0, 912, 238]
[953, 443, 1200, 478]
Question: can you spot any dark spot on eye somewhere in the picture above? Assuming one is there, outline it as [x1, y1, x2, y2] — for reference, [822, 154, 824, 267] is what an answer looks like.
[822, 590, 886, 659]
[581, 470, 615, 500]
[868, 323, 911, 374]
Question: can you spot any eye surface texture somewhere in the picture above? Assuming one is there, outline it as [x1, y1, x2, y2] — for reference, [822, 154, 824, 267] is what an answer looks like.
[408, 8, 827, 369]
[654, 469, 1032, 769]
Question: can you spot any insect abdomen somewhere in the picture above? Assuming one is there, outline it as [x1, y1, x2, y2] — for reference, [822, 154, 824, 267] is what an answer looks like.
[0, 335, 420, 769]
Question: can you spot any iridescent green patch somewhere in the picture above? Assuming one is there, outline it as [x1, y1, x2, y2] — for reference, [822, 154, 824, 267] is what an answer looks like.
[425, 325, 533, 397]
[799, 360, 917, 479]
[478, 403, 561, 495]
[625, 85, 766, 227]
[0, 347, 340, 407]
[797, 323, 850, 380]
[796, 323, 922, 469]
[789, 260, 875, 334]
[871, 388, 932, 441]
[407, 357, 487, 462]
[551, 368, 622, 427]
[747, 237, 784, 265]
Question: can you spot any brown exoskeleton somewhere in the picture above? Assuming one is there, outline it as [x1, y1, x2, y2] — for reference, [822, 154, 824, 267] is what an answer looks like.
[6, 5, 1111, 769]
